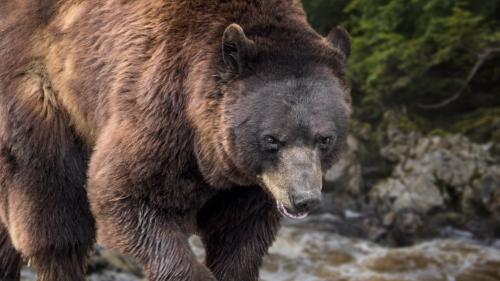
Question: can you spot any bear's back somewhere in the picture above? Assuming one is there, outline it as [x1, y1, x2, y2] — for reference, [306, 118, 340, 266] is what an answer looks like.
[0, 0, 313, 145]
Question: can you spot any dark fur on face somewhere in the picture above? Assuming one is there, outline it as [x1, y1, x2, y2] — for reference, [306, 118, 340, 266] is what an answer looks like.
[226, 70, 350, 212]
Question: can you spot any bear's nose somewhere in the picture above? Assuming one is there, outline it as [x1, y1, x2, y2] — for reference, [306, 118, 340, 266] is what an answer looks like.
[292, 191, 322, 213]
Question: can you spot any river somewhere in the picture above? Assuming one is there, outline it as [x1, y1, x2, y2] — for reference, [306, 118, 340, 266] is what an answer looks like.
[21, 214, 498, 281]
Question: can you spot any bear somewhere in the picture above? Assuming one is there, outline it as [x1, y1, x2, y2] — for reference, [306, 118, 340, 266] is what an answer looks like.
[0, 0, 352, 280]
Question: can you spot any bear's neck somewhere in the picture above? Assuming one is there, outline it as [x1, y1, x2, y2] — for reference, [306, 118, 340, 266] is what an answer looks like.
[186, 62, 254, 189]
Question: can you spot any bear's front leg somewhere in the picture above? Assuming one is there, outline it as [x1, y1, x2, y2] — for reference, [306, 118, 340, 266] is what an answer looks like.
[88, 122, 217, 281]
[198, 186, 281, 281]
[91, 196, 216, 281]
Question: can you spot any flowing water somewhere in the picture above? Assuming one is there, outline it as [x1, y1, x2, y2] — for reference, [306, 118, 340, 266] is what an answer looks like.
[191, 216, 500, 281]
[21, 216, 500, 281]
[256, 226, 500, 281]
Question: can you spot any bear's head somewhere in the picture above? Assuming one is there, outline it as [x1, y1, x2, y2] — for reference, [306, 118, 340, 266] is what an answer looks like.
[191, 23, 351, 220]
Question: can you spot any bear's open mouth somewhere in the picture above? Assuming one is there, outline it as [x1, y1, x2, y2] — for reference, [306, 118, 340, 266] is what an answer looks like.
[276, 201, 308, 220]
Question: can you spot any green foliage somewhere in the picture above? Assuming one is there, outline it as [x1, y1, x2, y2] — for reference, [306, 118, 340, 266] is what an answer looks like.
[302, 0, 350, 34]
[302, 0, 500, 142]
[452, 108, 500, 143]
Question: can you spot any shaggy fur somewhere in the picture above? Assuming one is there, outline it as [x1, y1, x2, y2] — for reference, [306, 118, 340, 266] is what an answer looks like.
[0, 1, 351, 280]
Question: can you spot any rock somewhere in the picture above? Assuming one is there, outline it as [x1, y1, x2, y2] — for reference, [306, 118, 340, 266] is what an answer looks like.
[371, 133, 499, 216]
[371, 176, 444, 213]
[464, 165, 500, 216]
[379, 128, 421, 163]
[324, 135, 363, 195]
[383, 212, 396, 226]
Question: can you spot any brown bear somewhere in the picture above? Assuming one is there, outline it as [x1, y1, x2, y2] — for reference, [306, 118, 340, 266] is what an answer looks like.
[0, 0, 351, 280]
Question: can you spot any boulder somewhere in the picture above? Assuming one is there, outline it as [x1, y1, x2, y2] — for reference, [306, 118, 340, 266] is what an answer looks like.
[324, 135, 363, 195]
[371, 132, 499, 216]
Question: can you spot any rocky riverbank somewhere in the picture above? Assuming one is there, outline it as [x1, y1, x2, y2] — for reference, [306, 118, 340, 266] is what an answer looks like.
[21, 223, 500, 281]
[322, 123, 500, 246]
[261, 225, 500, 281]
[21, 127, 500, 280]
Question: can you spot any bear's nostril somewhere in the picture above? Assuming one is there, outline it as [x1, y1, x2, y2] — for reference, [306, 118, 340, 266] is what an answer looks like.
[292, 192, 321, 212]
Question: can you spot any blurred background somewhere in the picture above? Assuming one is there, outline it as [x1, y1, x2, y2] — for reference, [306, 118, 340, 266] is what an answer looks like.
[302, 0, 500, 246]
[302, 0, 500, 243]
[21, 1, 500, 280]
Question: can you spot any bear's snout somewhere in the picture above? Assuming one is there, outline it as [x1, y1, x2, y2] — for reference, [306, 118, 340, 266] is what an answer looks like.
[260, 146, 323, 220]
[291, 190, 322, 213]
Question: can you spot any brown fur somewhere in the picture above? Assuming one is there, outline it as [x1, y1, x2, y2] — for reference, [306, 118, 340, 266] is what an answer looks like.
[0, 1, 350, 280]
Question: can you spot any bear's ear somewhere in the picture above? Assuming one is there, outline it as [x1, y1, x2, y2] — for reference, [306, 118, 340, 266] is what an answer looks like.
[326, 26, 351, 60]
[222, 23, 255, 74]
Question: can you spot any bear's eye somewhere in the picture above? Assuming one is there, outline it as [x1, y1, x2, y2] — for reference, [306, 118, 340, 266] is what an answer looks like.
[317, 135, 335, 150]
[263, 135, 281, 152]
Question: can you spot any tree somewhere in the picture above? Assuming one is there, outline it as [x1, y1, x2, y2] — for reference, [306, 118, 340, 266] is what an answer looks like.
[303, 0, 500, 141]
[302, 0, 350, 34]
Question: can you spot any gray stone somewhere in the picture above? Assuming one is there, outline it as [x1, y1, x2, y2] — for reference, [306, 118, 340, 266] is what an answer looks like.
[324, 135, 363, 194]
[371, 132, 499, 214]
